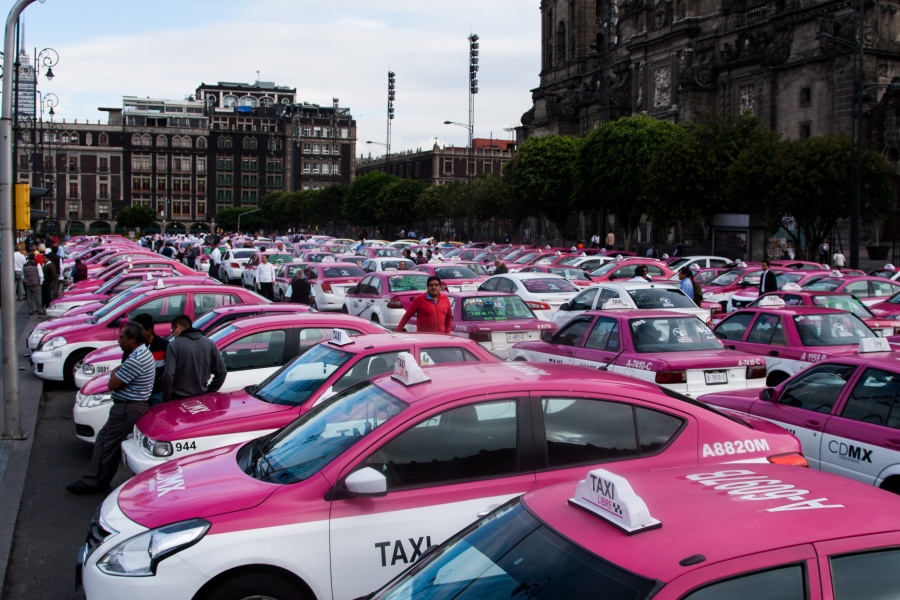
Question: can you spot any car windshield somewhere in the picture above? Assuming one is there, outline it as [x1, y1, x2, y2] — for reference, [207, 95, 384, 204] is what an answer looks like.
[694, 270, 720, 285]
[266, 253, 294, 264]
[323, 266, 365, 278]
[513, 253, 540, 264]
[630, 316, 723, 352]
[463, 264, 489, 277]
[521, 277, 578, 293]
[549, 267, 588, 280]
[589, 262, 621, 277]
[810, 295, 872, 318]
[233, 250, 256, 259]
[253, 343, 356, 406]
[460, 295, 536, 321]
[627, 288, 697, 309]
[93, 289, 142, 319]
[208, 324, 239, 344]
[776, 272, 808, 286]
[387, 274, 429, 292]
[667, 258, 690, 270]
[373, 248, 401, 257]
[191, 309, 225, 332]
[251, 382, 406, 484]
[803, 278, 843, 292]
[371, 500, 656, 600]
[793, 313, 874, 346]
[434, 266, 479, 280]
[708, 269, 746, 286]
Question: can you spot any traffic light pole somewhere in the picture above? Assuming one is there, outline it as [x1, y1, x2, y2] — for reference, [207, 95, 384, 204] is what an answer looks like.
[1, 0, 40, 440]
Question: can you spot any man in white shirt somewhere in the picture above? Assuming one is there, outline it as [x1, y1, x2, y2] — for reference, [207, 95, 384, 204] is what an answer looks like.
[14, 244, 26, 300]
[208, 243, 222, 279]
[255, 253, 276, 300]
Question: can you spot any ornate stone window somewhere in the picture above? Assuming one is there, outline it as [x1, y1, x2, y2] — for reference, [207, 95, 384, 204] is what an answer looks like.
[653, 66, 671, 109]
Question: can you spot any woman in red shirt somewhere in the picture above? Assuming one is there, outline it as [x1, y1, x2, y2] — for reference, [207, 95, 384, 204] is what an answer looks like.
[396, 276, 453, 334]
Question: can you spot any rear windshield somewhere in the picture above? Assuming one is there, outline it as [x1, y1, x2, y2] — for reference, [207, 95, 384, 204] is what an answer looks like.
[521, 278, 578, 293]
[323, 266, 365, 278]
[461, 296, 536, 321]
[630, 316, 723, 352]
[267, 253, 295, 264]
[434, 266, 479, 280]
[378, 260, 416, 271]
[804, 278, 843, 292]
[793, 313, 874, 346]
[810, 295, 871, 318]
[233, 250, 256, 259]
[387, 274, 429, 292]
[627, 288, 697, 309]
[549, 267, 588, 280]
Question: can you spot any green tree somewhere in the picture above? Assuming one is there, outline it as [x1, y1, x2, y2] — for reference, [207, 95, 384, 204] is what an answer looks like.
[114, 205, 158, 230]
[577, 115, 680, 249]
[343, 171, 397, 226]
[646, 113, 780, 231]
[473, 174, 526, 241]
[504, 135, 580, 237]
[415, 183, 463, 238]
[376, 179, 429, 233]
[728, 135, 896, 257]
[215, 207, 266, 233]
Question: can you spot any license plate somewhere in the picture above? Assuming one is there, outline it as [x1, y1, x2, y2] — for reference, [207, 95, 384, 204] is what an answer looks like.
[704, 370, 728, 385]
[506, 332, 528, 343]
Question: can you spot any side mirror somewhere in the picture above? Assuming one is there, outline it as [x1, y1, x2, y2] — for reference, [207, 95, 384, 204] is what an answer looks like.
[344, 467, 387, 496]
[759, 387, 777, 401]
[559, 302, 570, 311]
[540, 330, 555, 343]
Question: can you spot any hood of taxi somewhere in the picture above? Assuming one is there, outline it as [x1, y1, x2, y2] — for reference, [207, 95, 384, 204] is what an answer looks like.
[82, 372, 113, 395]
[137, 392, 296, 440]
[51, 292, 106, 306]
[37, 314, 93, 333]
[63, 301, 104, 317]
[117, 445, 278, 529]
[38, 320, 109, 344]
[84, 345, 123, 365]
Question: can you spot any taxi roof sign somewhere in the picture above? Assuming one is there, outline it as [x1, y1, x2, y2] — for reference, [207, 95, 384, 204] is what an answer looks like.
[781, 283, 802, 291]
[569, 468, 661, 535]
[145, 273, 155, 281]
[391, 351, 431, 386]
[859, 337, 891, 353]
[757, 295, 785, 308]
[154, 278, 166, 290]
[330, 328, 355, 346]
[322, 255, 336, 263]
[603, 298, 631, 310]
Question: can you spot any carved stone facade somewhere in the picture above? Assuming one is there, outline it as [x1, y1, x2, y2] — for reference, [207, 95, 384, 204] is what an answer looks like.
[522, 0, 900, 160]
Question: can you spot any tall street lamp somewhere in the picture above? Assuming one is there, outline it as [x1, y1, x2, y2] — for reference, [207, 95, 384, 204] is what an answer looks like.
[815, 3, 864, 268]
[444, 120, 474, 240]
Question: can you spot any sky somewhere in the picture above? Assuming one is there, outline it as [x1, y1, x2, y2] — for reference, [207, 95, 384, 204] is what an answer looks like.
[15, 0, 541, 155]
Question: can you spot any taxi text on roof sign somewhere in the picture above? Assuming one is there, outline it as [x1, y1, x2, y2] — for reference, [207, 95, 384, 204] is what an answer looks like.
[757, 295, 785, 308]
[858, 337, 891, 353]
[391, 351, 431, 386]
[330, 328, 354, 346]
[603, 298, 631, 310]
[569, 468, 661, 535]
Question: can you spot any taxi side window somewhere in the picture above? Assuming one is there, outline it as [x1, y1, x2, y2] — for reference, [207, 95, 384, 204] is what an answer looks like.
[479, 278, 499, 292]
[362, 261, 375, 273]
[585, 318, 619, 352]
[841, 368, 900, 427]
[193, 293, 239, 318]
[747, 314, 784, 345]
[554, 317, 592, 347]
[299, 327, 348, 350]
[682, 564, 805, 600]
[221, 330, 287, 370]
[497, 278, 516, 294]
[569, 289, 597, 311]
[779, 364, 856, 413]
[715, 313, 754, 341]
[363, 399, 518, 488]
[540, 398, 639, 466]
[831, 547, 900, 599]
[871, 279, 897, 297]
[419, 347, 479, 366]
[846, 281, 868, 297]
[333, 352, 402, 393]
[371, 278, 383, 295]
[129, 294, 186, 324]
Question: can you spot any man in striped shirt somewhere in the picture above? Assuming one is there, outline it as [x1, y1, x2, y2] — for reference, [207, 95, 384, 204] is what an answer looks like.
[67, 323, 155, 495]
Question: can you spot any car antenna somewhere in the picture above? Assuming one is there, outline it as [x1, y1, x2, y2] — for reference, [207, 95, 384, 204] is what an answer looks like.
[599, 347, 628, 372]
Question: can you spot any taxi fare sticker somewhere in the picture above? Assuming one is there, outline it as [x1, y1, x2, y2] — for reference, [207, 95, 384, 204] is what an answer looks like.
[686, 469, 844, 512]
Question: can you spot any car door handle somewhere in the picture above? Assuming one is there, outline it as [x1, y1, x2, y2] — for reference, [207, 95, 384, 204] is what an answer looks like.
[885, 439, 900, 450]
[769, 351, 780, 357]
[803, 420, 821, 428]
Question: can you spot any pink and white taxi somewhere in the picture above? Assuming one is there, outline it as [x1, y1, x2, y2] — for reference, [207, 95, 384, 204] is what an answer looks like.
[713, 297, 879, 386]
[477, 272, 580, 321]
[306, 261, 367, 312]
[408, 263, 482, 292]
[65, 259, 195, 294]
[47, 271, 175, 318]
[366, 464, 900, 600]
[510, 305, 767, 396]
[343, 271, 430, 328]
[119, 332, 496, 473]
[699, 338, 900, 493]
[79, 359, 802, 600]
[30, 283, 265, 385]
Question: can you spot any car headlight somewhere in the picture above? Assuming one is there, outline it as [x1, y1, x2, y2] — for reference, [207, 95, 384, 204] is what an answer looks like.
[43, 336, 67, 351]
[77, 391, 113, 408]
[703, 292, 713, 299]
[151, 440, 173, 457]
[96, 519, 210, 577]
[32, 328, 47, 340]
[82, 363, 95, 375]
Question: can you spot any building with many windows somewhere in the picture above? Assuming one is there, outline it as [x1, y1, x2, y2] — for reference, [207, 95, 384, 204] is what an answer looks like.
[14, 80, 357, 234]
[355, 138, 516, 184]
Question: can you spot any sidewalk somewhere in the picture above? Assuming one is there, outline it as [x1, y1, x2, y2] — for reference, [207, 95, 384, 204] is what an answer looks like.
[0, 301, 45, 591]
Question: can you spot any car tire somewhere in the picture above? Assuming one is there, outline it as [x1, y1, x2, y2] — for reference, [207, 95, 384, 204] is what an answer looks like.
[371, 314, 380, 324]
[279, 290, 286, 303]
[881, 477, 900, 495]
[64, 349, 91, 388]
[197, 571, 306, 600]
[341, 305, 349, 314]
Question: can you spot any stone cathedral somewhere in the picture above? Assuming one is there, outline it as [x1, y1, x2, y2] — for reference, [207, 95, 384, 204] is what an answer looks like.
[521, 0, 900, 163]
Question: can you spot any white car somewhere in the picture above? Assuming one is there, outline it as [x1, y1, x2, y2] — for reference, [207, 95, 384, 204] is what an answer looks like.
[552, 281, 711, 328]
[307, 261, 368, 311]
[561, 255, 617, 272]
[666, 255, 734, 271]
[361, 257, 418, 273]
[477, 273, 580, 321]
[217, 248, 256, 284]
[343, 271, 430, 328]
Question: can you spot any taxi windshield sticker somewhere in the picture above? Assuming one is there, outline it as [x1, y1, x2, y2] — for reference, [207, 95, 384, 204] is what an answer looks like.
[323, 267, 363, 278]
[269, 253, 294, 264]
[672, 327, 693, 343]
[387, 275, 429, 292]
[461, 297, 532, 321]
[522, 278, 578, 293]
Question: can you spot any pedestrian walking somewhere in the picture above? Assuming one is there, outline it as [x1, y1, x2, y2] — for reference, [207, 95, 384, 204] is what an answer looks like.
[72, 258, 88, 283]
[590, 233, 600, 248]
[287, 268, 312, 305]
[185, 244, 197, 269]
[396, 276, 453, 334]
[646, 244, 659, 259]
[832, 251, 846, 268]
[679, 267, 703, 305]
[14, 243, 26, 300]
[41, 252, 59, 310]
[256, 253, 276, 300]
[23, 254, 44, 315]
[605, 230, 615, 250]
[760, 260, 777, 293]
[66, 323, 154, 494]
[493, 257, 508, 274]
[132, 313, 170, 406]
[209, 242, 222, 281]
[161, 315, 227, 402]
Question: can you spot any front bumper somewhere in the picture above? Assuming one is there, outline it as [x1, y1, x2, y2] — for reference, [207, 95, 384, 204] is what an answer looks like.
[120, 436, 166, 474]
[30, 349, 67, 381]
[72, 393, 113, 444]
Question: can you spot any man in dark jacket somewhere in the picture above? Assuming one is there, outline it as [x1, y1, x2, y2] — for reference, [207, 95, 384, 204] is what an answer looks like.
[760, 261, 778, 293]
[132, 313, 170, 405]
[72, 258, 88, 282]
[161, 315, 227, 402]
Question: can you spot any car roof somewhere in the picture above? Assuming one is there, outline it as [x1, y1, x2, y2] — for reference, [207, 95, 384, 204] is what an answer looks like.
[492, 272, 571, 280]
[523, 464, 900, 583]
[732, 305, 847, 317]
[581, 308, 700, 320]
[373, 361, 660, 407]
[225, 313, 374, 331]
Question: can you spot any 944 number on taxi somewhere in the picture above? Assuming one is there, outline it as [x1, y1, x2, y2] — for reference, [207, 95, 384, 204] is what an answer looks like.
[174, 441, 197, 453]
[702, 438, 769, 458]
